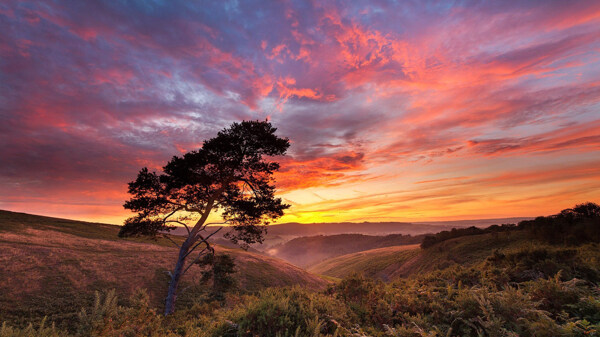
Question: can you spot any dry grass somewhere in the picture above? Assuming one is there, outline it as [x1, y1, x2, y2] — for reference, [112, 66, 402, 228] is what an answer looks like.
[308, 244, 420, 280]
[308, 231, 530, 281]
[1, 228, 176, 299]
[0, 210, 328, 326]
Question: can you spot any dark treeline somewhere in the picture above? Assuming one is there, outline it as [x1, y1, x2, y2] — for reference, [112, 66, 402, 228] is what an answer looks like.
[518, 202, 600, 245]
[420, 224, 517, 248]
[421, 202, 600, 249]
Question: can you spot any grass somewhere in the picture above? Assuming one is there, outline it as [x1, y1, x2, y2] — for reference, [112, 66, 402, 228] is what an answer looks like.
[309, 231, 531, 281]
[309, 245, 420, 280]
[0, 210, 328, 328]
[406, 230, 528, 273]
[0, 210, 178, 246]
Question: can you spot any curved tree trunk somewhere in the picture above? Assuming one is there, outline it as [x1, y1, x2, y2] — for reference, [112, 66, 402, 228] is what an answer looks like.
[164, 240, 189, 315]
[164, 199, 216, 315]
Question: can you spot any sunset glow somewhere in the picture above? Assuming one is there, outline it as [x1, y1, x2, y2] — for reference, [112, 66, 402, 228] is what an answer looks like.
[1, 1, 599, 224]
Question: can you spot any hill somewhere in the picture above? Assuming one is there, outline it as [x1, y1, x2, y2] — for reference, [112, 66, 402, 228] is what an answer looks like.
[263, 218, 531, 236]
[308, 244, 421, 281]
[310, 201, 600, 281]
[309, 230, 530, 280]
[169, 218, 532, 251]
[1, 204, 598, 336]
[268, 233, 424, 267]
[0, 210, 327, 324]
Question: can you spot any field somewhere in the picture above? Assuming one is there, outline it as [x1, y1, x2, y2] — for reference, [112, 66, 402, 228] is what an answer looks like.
[0, 210, 327, 326]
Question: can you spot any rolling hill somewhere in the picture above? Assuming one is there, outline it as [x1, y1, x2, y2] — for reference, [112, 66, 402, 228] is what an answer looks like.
[0, 210, 327, 324]
[169, 218, 532, 252]
[308, 244, 421, 281]
[262, 218, 531, 236]
[268, 233, 424, 267]
[309, 230, 530, 281]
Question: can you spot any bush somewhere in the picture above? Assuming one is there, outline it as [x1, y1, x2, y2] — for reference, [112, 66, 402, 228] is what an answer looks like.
[77, 289, 162, 337]
[0, 318, 66, 337]
[221, 287, 347, 337]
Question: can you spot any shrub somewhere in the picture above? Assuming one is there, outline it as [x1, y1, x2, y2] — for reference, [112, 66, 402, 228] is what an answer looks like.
[77, 289, 162, 337]
[0, 318, 66, 337]
[223, 287, 347, 337]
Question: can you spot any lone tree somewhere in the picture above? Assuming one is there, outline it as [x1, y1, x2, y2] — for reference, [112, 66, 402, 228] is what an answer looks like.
[119, 120, 290, 315]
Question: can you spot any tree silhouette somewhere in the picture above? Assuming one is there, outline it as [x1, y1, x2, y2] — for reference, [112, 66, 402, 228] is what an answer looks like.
[119, 120, 290, 315]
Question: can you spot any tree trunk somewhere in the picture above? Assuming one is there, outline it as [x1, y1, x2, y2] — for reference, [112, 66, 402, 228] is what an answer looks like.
[164, 240, 189, 315]
[164, 199, 215, 315]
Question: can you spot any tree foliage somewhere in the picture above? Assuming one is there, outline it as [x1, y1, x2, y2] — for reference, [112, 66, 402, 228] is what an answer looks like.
[118, 120, 290, 314]
[421, 202, 600, 249]
[420, 224, 516, 249]
[518, 202, 600, 245]
[119, 120, 290, 245]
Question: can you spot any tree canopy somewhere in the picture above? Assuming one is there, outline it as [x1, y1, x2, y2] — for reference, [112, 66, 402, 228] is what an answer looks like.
[119, 120, 290, 245]
[118, 120, 290, 314]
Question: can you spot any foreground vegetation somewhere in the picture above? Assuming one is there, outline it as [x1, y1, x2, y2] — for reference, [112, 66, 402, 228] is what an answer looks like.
[2, 241, 599, 336]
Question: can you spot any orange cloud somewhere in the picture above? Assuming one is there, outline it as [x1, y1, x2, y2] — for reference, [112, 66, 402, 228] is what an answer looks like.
[275, 151, 366, 190]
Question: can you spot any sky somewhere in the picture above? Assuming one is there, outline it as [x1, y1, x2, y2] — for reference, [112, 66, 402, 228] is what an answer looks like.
[1, 0, 599, 225]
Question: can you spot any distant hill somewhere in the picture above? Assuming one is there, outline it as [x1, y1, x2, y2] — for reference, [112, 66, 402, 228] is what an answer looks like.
[268, 233, 424, 267]
[264, 222, 435, 236]
[169, 218, 532, 250]
[413, 217, 532, 228]
[309, 230, 529, 281]
[0, 210, 327, 323]
[266, 218, 532, 236]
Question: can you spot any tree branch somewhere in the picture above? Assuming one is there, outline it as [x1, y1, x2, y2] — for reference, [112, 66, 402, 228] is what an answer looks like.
[197, 226, 223, 244]
[165, 220, 191, 235]
[199, 220, 229, 232]
[184, 227, 223, 259]
[241, 178, 261, 198]
[204, 221, 230, 226]
[182, 246, 213, 276]
[189, 189, 224, 236]
[162, 207, 183, 223]
[184, 239, 208, 260]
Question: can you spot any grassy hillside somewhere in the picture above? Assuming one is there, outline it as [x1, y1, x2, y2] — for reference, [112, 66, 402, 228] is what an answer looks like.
[309, 244, 420, 281]
[268, 233, 423, 267]
[1, 205, 598, 336]
[2, 217, 598, 336]
[0, 210, 327, 326]
[309, 230, 533, 280]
